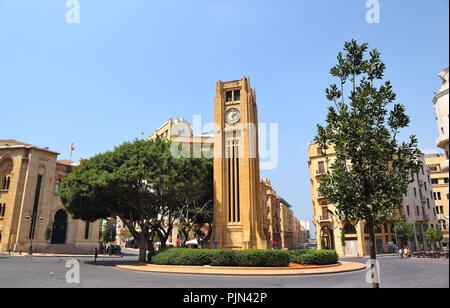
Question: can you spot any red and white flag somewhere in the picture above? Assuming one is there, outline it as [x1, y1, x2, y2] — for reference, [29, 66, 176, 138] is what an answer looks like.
[71, 143, 75, 152]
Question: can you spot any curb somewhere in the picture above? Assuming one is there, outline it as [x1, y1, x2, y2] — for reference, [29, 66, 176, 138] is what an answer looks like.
[115, 261, 366, 276]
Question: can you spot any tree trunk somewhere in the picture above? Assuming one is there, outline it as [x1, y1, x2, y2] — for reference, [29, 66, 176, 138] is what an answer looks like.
[138, 233, 147, 263]
[368, 224, 379, 288]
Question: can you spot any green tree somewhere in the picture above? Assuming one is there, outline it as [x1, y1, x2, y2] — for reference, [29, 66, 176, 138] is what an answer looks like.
[101, 222, 117, 244]
[152, 147, 213, 249]
[394, 221, 415, 249]
[416, 229, 424, 251]
[60, 138, 175, 262]
[425, 227, 438, 251]
[60, 138, 213, 262]
[176, 155, 214, 248]
[315, 40, 421, 288]
[436, 229, 444, 250]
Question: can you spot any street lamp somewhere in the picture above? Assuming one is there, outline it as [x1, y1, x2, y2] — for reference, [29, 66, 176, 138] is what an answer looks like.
[25, 210, 43, 255]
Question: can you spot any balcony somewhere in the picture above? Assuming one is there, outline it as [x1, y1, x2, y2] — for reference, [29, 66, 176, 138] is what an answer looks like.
[420, 196, 426, 203]
[319, 215, 331, 222]
[315, 169, 326, 177]
[416, 215, 429, 222]
[436, 134, 449, 149]
[418, 179, 424, 186]
[317, 191, 326, 199]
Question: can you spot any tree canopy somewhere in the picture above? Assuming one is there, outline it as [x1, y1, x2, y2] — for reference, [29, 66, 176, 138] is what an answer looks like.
[60, 138, 213, 262]
[315, 40, 422, 287]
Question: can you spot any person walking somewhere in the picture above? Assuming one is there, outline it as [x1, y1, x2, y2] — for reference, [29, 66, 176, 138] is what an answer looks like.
[403, 247, 409, 259]
[398, 247, 403, 259]
[94, 247, 98, 263]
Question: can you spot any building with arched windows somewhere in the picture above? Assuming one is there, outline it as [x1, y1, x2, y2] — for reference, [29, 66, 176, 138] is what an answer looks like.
[308, 143, 439, 257]
[0, 140, 100, 254]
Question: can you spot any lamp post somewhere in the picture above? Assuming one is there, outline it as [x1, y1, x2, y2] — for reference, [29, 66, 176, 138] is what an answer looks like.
[25, 210, 43, 255]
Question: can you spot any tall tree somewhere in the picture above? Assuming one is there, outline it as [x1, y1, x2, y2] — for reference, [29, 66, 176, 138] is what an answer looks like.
[175, 151, 214, 247]
[60, 138, 176, 262]
[425, 227, 438, 251]
[315, 40, 421, 288]
[393, 221, 415, 249]
[151, 147, 213, 249]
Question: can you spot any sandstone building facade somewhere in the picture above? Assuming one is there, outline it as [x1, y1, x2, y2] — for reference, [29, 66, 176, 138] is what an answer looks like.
[308, 143, 439, 257]
[425, 154, 449, 247]
[0, 140, 100, 254]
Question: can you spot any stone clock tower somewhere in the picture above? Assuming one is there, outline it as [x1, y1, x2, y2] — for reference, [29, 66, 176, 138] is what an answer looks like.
[210, 77, 268, 249]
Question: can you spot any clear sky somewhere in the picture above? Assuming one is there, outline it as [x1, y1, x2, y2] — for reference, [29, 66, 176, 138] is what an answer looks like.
[1, 0, 449, 226]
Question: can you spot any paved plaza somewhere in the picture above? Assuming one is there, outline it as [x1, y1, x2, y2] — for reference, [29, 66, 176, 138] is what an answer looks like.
[0, 250, 448, 288]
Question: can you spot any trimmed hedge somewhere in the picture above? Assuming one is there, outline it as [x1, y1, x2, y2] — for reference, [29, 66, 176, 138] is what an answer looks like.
[149, 248, 339, 267]
[150, 248, 290, 267]
[287, 249, 339, 265]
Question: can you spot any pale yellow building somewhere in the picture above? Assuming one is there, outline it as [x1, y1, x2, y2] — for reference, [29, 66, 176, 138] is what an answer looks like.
[308, 143, 439, 257]
[259, 178, 282, 248]
[425, 154, 449, 245]
[0, 140, 100, 254]
[280, 199, 295, 249]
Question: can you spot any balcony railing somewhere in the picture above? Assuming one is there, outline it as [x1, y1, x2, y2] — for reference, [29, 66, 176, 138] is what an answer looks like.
[418, 180, 424, 186]
[319, 215, 331, 222]
[420, 196, 426, 203]
[416, 215, 429, 222]
[316, 169, 326, 176]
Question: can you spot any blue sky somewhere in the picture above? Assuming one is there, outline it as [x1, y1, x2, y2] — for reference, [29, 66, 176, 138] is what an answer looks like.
[1, 0, 448, 226]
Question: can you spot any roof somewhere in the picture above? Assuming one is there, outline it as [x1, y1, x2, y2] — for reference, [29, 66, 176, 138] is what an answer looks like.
[0, 139, 59, 155]
[279, 197, 292, 208]
[57, 160, 78, 166]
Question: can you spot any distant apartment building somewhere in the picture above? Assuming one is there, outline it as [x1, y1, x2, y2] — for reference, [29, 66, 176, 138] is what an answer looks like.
[308, 143, 439, 257]
[299, 219, 311, 243]
[280, 198, 295, 249]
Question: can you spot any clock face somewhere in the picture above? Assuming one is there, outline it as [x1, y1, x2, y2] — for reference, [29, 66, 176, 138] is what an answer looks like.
[225, 108, 241, 124]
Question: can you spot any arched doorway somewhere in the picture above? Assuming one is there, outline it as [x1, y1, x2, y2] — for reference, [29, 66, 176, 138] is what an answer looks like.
[320, 225, 335, 250]
[51, 210, 67, 244]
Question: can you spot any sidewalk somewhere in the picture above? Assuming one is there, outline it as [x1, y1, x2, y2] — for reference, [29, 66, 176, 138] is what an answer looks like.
[116, 261, 366, 276]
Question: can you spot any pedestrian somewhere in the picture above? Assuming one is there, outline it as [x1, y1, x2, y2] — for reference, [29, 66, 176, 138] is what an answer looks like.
[403, 247, 408, 259]
[398, 247, 403, 259]
[94, 247, 98, 263]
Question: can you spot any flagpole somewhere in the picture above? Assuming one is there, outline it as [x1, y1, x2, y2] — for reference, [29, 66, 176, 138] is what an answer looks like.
[70, 142, 73, 164]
